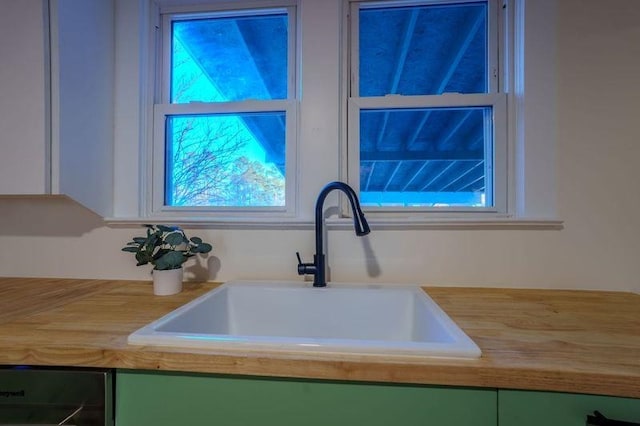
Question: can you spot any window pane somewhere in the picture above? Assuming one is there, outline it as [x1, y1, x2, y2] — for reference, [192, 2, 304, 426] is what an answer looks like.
[165, 113, 286, 207]
[171, 12, 288, 103]
[359, 107, 492, 207]
[359, 2, 487, 96]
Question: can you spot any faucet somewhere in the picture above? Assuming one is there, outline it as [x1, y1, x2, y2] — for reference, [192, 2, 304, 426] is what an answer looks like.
[296, 181, 370, 287]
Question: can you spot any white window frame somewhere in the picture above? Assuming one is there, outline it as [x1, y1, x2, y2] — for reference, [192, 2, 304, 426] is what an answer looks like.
[345, 0, 509, 217]
[149, 1, 299, 219]
[110, 0, 560, 229]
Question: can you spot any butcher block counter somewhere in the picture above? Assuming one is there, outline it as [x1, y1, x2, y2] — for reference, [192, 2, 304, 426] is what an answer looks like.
[0, 278, 638, 398]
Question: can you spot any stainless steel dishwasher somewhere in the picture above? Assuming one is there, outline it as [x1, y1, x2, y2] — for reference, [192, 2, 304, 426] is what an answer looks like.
[0, 367, 113, 426]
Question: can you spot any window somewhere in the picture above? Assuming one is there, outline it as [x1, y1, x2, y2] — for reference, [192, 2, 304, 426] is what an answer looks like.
[112, 0, 557, 225]
[152, 3, 297, 215]
[348, 0, 507, 213]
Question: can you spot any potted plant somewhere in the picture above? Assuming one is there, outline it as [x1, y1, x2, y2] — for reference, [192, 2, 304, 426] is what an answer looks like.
[122, 224, 213, 295]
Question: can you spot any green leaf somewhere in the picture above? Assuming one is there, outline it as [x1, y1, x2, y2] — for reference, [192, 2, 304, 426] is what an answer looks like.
[152, 248, 171, 261]
[135, 251, 150, 265]
[154, 251, 186, 270]
[132, 237, 147, 244]
[121, 246, 139, 253]
[190, 236, 202, 244]
[157, 224, 178, 233]
[194, 243, 213, 253]
[145, 233, 160, 250]
[164, 232, 184, 247]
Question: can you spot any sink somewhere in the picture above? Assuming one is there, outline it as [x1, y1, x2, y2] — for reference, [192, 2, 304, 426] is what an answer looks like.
[128, 281, 481, 358]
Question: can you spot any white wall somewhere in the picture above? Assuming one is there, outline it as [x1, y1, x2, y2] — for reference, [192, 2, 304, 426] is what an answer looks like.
[0, 0, 639, 292]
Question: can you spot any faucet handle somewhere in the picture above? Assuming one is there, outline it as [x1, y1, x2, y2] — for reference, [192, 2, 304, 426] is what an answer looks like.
[296, 252, 317, 276]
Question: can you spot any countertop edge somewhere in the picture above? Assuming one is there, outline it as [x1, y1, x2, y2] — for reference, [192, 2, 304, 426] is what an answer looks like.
[1, 345, 639, 399]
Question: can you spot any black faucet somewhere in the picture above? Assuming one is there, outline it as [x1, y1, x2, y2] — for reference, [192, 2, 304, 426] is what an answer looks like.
[296, 181, 370, 287]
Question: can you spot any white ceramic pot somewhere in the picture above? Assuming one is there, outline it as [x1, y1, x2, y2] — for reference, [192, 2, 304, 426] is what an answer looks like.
[152, 268, 183, 296]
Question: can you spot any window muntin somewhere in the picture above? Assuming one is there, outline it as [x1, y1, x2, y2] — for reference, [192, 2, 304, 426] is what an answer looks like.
[153, 5, 295, 213]
[349, 0, 504, 212]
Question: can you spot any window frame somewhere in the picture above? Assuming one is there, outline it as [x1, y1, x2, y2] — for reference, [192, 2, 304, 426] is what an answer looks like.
[109, 0, 560, 229]
[149, 1, 299, 218]
[345, 0, 509, 217]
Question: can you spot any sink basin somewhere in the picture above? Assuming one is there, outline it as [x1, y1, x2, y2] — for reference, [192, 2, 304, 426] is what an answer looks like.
[128, 281, 481, 358]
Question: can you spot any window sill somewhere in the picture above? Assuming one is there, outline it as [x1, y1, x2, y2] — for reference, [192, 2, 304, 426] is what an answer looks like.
[105, 216, 563, 231]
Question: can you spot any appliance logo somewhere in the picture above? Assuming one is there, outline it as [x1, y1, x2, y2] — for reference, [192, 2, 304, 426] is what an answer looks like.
[0, 390, 25, 398]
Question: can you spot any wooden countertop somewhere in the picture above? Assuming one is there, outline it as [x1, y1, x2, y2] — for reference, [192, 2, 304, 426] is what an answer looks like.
[0, 278, 638, 398]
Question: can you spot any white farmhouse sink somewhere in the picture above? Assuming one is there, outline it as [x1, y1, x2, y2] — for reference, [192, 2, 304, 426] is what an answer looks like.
[128, 281, 481, 358]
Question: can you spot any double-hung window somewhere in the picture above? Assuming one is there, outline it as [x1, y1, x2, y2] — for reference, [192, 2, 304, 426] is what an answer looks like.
[152, 2, 297, 216]
[348, 0, 507, 214]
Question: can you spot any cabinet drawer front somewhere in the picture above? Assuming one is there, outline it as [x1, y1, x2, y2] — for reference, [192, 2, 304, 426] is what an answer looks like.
[116, 370, 496, 426]
[499, 390, 640, 426]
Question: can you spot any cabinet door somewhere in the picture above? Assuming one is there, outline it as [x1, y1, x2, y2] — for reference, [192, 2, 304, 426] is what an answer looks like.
[116, 370, 497, 426]
[0, 0, 113, 215]
[50, 0, 114, 216]
[0, 0, 49, 194]
[499, 390, 640, 426]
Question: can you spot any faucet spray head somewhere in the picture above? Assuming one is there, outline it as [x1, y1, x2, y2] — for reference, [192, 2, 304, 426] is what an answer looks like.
[353, 208, 370, 236]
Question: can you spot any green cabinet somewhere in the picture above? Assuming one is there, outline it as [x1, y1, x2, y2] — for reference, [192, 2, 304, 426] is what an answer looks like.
[499, 390, 640, 426]
[116, 370, 640, 426]
[115, 370, 497, 426]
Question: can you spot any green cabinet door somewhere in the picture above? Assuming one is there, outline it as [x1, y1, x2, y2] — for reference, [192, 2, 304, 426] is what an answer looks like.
[116, 370, 497, 426]
[499, 390, 640, 426]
